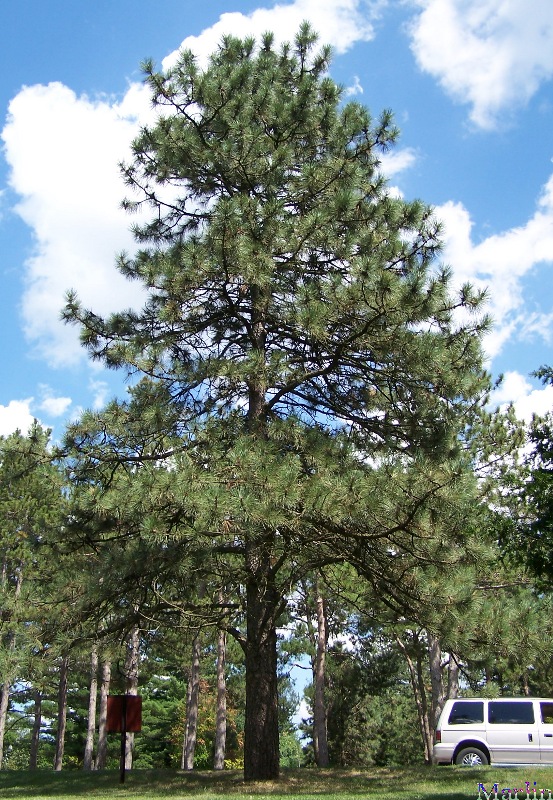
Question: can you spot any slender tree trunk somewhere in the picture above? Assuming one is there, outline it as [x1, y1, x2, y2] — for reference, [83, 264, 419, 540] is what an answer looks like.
[522, 671, 530, 696]
[124, 627, 140, 770]
[29, 689, 42, 769]
[0, 682, 10, 770]
[243, 539, 280, 781]
[53, 655, 69, 771]
[181, 670, 193, 769]
[83, 645, 99, 770]
[313, 588, 329, 767]
[95, 658, 111, 769]
[396, 634, 433, 764]
[447, 653, 459, 700]
[182, 633, 201, 770]
[428, 632, 445, 734]
[213, 621, 227, 770]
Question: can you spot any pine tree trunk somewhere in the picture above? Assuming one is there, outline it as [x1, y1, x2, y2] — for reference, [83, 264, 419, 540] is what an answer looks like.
[243, 540, 280, 781]
[83, 645, 99, 770]
[124, 627, 140, 770]
[396, 634, 433, 764]
[428, 632, 444, 735]
[0, 681, 9, 770]
[53, 655, 69, 771]
[95, 659, 111, 769]
[313, 588, 329, 767]
[182, 634, 201, 770]
[29, 689, 42, 769]
[447, 653, 459, 700]
[213, 623, 227, 770]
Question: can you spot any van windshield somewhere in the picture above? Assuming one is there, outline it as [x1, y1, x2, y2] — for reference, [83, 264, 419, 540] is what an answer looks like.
[448, 701, 484, 724]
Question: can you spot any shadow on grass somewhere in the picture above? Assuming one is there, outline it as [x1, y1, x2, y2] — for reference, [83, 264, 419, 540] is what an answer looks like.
[0, 765, 531, 799]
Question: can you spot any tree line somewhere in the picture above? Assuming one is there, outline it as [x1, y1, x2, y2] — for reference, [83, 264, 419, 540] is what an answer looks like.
[2, 24, 553, 780]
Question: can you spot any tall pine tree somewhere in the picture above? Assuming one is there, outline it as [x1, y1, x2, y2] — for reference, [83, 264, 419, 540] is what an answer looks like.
[63, 25, 490, 779]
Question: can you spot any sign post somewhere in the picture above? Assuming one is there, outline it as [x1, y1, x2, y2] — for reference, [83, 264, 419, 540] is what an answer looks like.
[106, 694, 142, 784]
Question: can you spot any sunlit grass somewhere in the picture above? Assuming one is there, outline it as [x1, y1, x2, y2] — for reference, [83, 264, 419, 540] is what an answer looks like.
[1, 766, 552, 799]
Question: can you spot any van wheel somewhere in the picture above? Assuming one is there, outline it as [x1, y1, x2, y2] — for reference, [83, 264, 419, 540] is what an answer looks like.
[455, 747, 488, 766]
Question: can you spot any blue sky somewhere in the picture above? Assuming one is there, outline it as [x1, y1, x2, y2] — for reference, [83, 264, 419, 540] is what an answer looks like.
[1, 0, 553, 439]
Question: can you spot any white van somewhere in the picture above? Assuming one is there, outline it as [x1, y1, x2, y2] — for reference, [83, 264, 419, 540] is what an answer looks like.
[433, 698, 553, 766]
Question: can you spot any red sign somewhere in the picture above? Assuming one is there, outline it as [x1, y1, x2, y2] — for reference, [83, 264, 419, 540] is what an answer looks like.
[106, 695, 142, 733]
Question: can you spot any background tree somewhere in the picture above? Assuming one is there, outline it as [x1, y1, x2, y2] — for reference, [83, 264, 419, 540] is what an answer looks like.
[63, 25, 490, 780]
[503, 367, 553, 584]
[0, 424, 66, 769]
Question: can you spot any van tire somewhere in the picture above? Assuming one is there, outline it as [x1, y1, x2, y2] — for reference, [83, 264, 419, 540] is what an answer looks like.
[454, 747, 489, 766]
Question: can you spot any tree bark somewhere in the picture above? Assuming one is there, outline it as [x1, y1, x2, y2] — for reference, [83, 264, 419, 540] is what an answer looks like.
[53, 655, 69, 771]
[428, 632, 445, 735]
[447, 653, 459, 700]
[83, 645, 99, 770]
[243, 539, 280, 781]
[95, 658, 111, 769]
[0, 682, 9, 770]
[182, 633, 201, 770]
[213, 622, 227, 770]
[29, 689, 42, 769]
[396, 634, 433, 764]
[313, 588, 329, 767]
[124, 627, 140, 770]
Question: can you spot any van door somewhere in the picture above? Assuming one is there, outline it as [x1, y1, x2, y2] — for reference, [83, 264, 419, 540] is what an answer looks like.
[486, 701, 540, 763]
[538, 701, 553, 762]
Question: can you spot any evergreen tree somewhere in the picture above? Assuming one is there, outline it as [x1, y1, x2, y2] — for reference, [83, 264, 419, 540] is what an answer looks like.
[0, 424, 66, 769]
[62, 25, 490, 779]
[503, 366, 553, 583]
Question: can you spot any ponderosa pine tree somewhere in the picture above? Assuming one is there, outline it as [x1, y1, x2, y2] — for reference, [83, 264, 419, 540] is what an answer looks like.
[63, 25, 490, 779]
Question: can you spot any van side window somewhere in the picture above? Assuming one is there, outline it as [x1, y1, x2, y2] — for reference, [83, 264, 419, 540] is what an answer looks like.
[448, 701, 484, 724]
[488, 702, 534, 724]
[541, 703, 553, 724]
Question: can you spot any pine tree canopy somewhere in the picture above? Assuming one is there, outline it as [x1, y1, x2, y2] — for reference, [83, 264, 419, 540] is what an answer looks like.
[63, 23, 490, 457]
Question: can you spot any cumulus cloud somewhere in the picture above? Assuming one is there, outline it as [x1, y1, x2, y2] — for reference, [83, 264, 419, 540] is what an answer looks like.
[436, 172, 553, 359]
[491, 371, 553, 422]
[1, 82, 151, 368]
[0, 399, 38, 437]
[1, 1, 386, 371]
[37, 385, 72, 418]
[408, 0, 553, 129]
[380, 147, 418, 178]
[162, 0, 386, 71]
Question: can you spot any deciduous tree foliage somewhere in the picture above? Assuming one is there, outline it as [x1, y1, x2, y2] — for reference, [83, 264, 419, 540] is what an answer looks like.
[63, 25, 490, 779]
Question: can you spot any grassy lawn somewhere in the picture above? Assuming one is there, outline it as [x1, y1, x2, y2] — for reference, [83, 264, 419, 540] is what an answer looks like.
[0, 766, 552, 800]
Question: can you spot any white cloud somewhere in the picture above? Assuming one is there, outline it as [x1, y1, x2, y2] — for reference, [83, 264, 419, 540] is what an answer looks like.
[37, 385, 72, 418]
[1, 82, 150, 368]
[408, 0, 553, 129]
[345, 75, 364, 96]
[380, 147, 418, 178]
[436, 173, 553, 359]
[0, 399, 37, 437]
[89, 380, 110, 410]
[1, 2, 386, 372]
[162, 0, 386, 71]
[491, 371, 553, 422]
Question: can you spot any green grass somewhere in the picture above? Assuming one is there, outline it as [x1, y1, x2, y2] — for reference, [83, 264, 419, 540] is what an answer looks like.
[1, 766, 552, 800]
